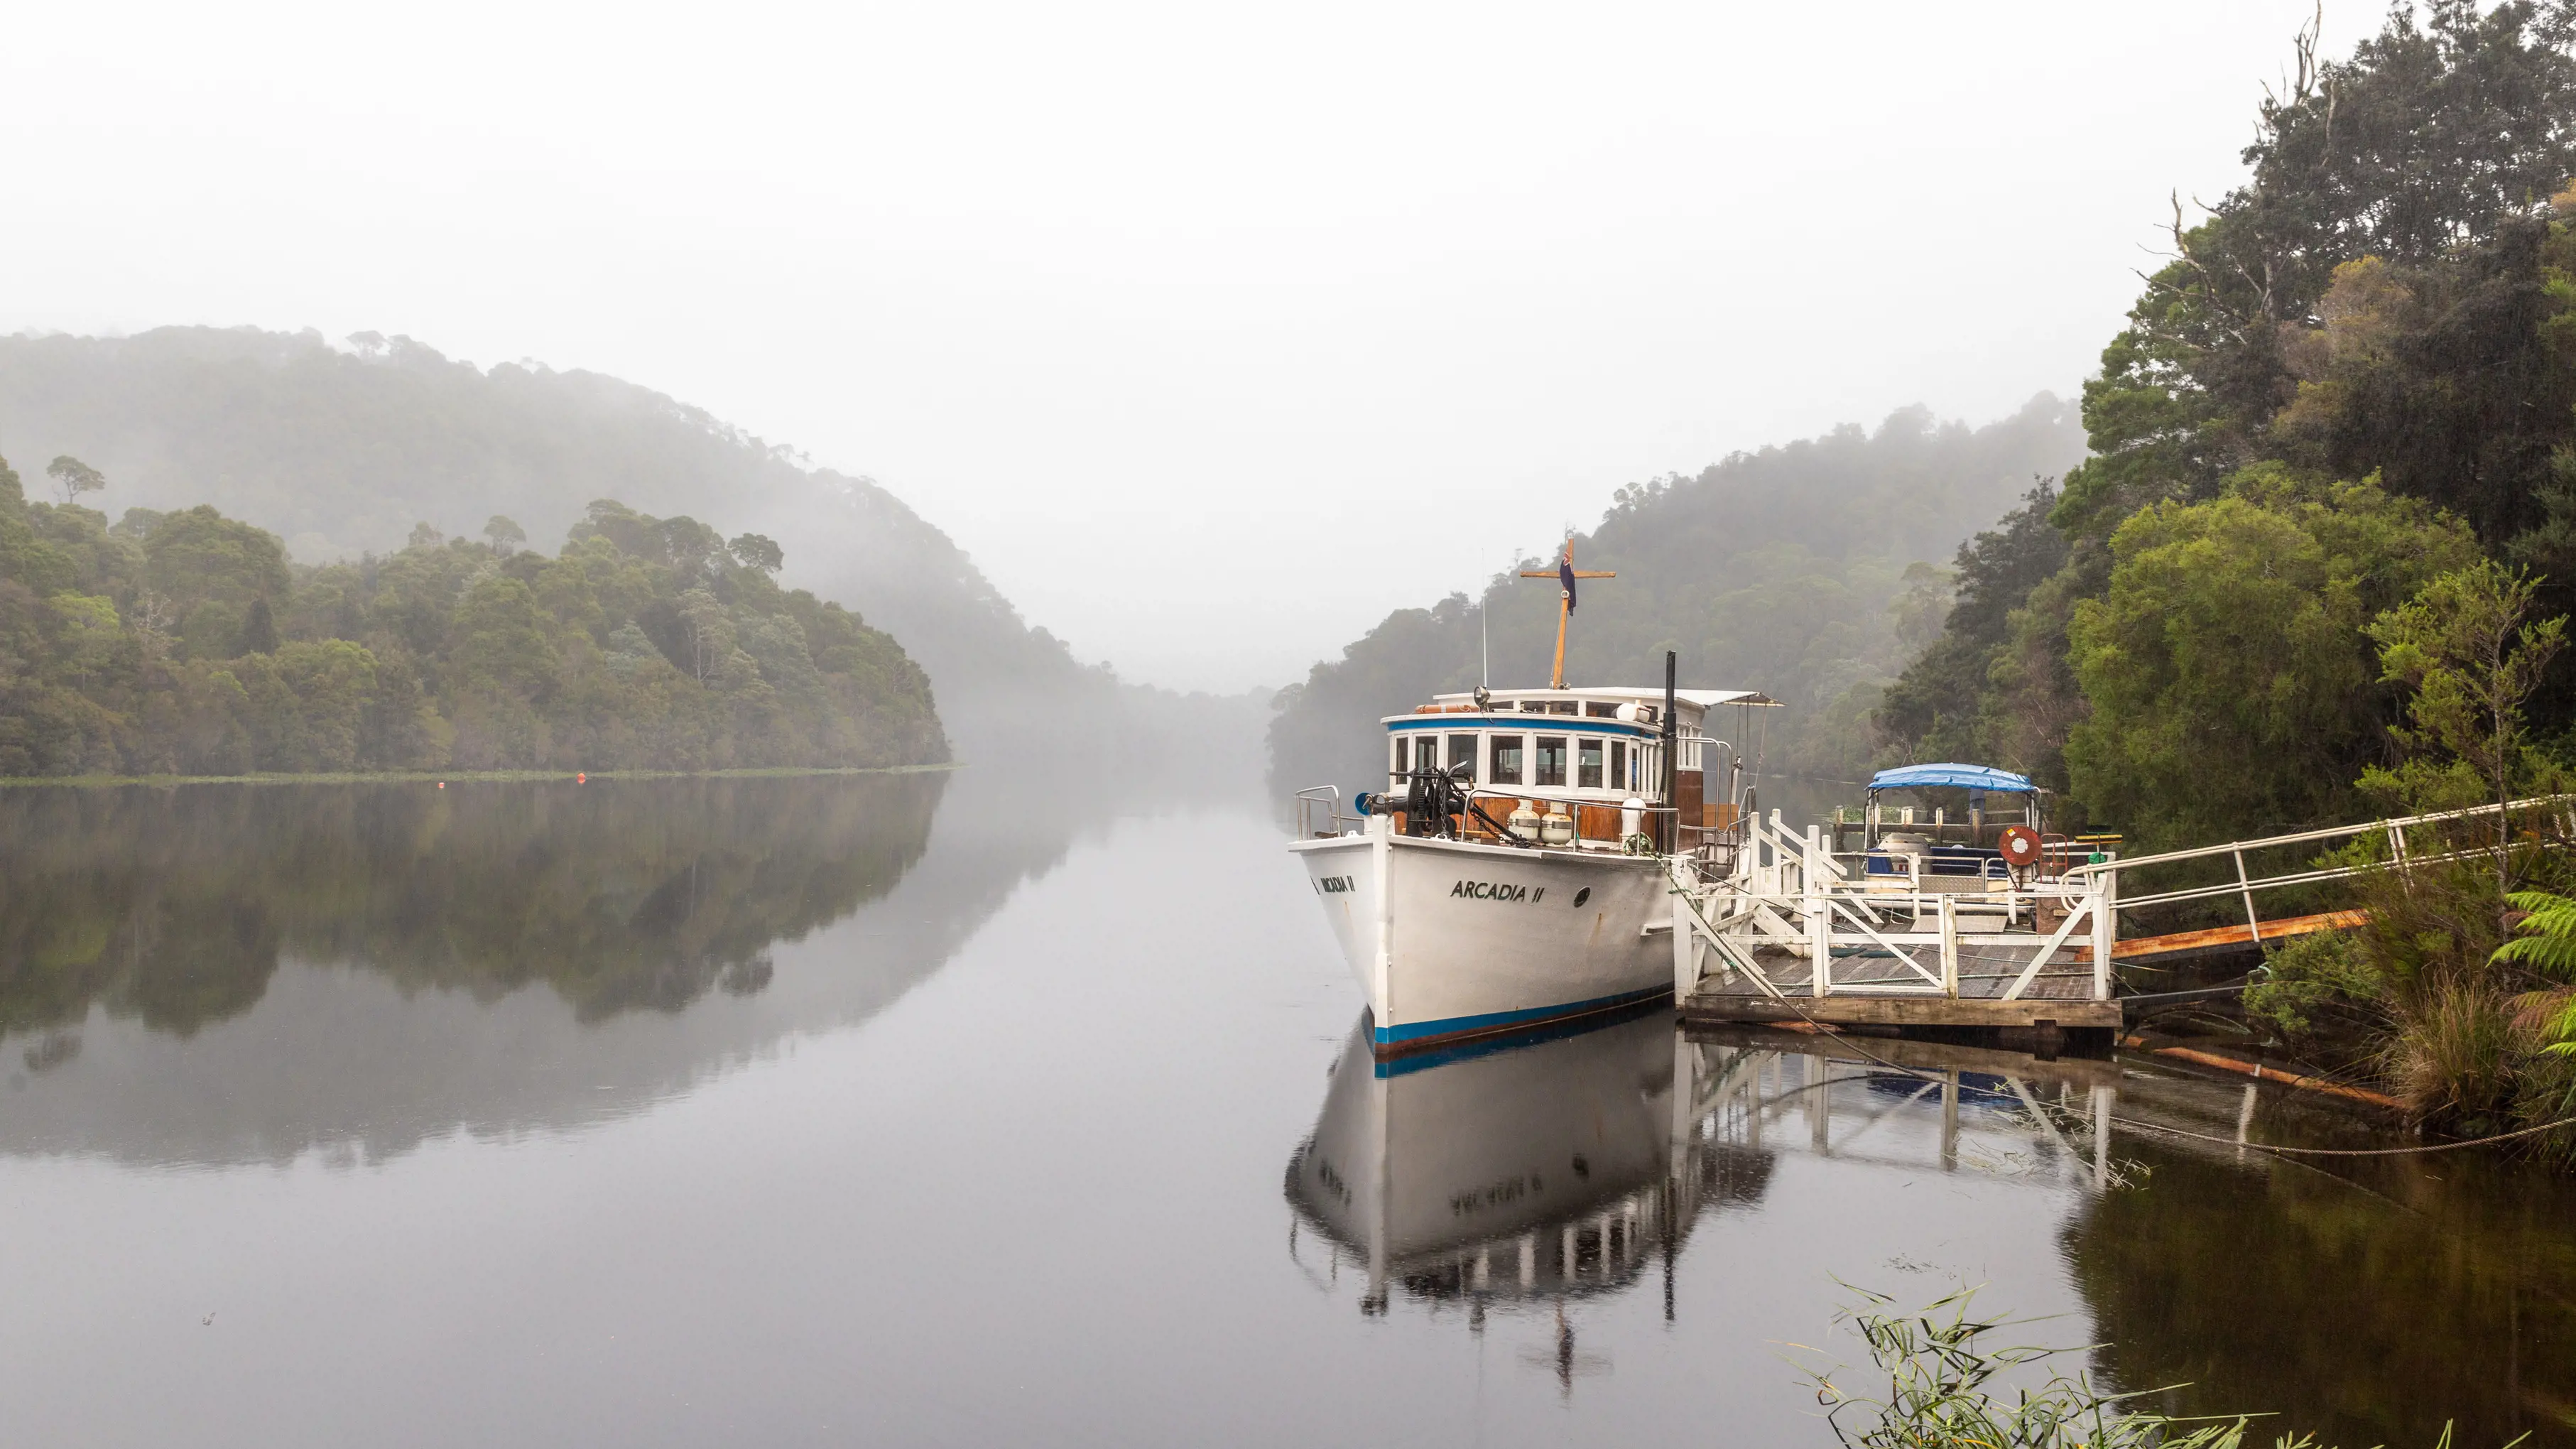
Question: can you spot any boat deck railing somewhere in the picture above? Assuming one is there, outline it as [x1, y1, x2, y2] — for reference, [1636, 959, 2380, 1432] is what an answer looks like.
[1294, 786, 1357, 839]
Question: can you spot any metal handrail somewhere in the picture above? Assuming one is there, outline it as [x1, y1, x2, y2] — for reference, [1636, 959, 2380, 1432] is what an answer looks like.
[1293, 785, 1348, 838]
[2058, 793, 2576, 888]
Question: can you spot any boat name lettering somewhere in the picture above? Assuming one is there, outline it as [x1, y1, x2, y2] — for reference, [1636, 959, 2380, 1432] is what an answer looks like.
[1315, 875, 1356, 895]
[1450, 879, 1542, 903]
[1450, 1173, 1541, 1217]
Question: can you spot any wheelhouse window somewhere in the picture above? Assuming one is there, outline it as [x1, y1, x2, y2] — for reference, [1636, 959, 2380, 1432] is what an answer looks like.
[1536, 735, 1567, 787]
[1611, 740, 1628, 792]
[1585, 702, 1619, 717]
[1447, 733, 1477, 781]
[1490, 734, 1525, 785]
[1578, 739, 1604, 788]
[1391, 735, 1408, 774]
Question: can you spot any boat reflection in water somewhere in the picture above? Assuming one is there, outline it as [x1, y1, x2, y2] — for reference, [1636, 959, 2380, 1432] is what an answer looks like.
[1286, 1011, 2126, 1327]
[1284, 1005, 1768, 1320]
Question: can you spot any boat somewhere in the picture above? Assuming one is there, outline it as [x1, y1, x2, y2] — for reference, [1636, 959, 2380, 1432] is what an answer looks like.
[1829, 762, 2120, 900]
[1288, 658, 1776, 1055]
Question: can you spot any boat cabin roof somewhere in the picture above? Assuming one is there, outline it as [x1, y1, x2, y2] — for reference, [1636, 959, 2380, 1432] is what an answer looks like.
[1384, 685, 1776, 729]
[1867, 762, 2038, 794]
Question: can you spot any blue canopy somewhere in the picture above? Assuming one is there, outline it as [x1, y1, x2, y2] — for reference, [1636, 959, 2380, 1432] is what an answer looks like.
[1867, 763, 2037, 793]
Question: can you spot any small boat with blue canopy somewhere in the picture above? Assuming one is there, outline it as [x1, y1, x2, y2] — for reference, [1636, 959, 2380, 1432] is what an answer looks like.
[1850, 762, 2053, 894]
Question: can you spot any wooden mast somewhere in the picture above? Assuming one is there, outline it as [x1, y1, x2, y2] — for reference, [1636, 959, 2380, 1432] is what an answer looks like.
[1518, 541, 1616, 690]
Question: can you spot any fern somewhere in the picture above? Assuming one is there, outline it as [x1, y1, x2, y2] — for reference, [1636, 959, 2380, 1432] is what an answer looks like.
[2492, 891, 2576, 983]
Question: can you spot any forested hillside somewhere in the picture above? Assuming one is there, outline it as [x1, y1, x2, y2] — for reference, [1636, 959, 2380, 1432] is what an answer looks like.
[0, 327, 1267, 774]
[1865, 1, 2576, 1141]
[1880, 0, 2576, 846]
[1266, 396, 2085, 796]
[0, 456, 945, 774]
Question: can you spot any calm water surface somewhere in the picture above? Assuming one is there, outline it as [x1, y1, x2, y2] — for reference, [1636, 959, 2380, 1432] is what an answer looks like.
[1, 772, 2572, 1446]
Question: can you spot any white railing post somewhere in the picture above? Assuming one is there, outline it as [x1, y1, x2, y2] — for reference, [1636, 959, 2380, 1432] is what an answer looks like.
[1807, 857, 1830, 999]
[2091, 861, 2116, 1001]
[1673, 886, 1696, 997]
[2232, 847, 2261, 941]
[1938, 894, 1959, 997]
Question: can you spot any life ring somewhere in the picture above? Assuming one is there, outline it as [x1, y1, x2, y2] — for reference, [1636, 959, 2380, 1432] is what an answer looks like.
[1999, 825, 2041, 868]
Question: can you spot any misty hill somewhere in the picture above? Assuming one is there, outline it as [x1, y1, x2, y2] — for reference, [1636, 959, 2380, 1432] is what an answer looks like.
[0, 326, 1266, 771]
[1267, 396, 2087, 798]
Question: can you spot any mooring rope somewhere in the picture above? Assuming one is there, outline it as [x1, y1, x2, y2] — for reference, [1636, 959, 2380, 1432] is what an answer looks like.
[2101, 1109, 2576, 1157]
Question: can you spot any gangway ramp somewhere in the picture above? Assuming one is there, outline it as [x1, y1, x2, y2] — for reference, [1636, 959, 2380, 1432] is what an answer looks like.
[2111, 910, 2369, 970]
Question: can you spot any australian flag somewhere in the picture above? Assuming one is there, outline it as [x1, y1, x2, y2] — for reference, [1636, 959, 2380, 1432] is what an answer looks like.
[1560, 554, 1577, 611]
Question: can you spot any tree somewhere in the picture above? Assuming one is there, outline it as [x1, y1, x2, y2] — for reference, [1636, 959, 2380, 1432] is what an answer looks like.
[141, 506, 292, 614]
[2063, 469, 2480, 847]
[2364, 560, 2568, 881]
[675, 587, 734, 685]
[45, 456, 105, 506]
[235, 596, 278, 657]
[447, 575, 560, 702]
[2054, 1, 2576, 538]
[482, 516, 526, 554]
[729, 533, 784, 574]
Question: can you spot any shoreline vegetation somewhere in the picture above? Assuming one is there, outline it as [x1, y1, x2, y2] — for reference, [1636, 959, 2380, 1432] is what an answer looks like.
[1811, 1286, 2468, 1449]
[0, 452, 950, 776]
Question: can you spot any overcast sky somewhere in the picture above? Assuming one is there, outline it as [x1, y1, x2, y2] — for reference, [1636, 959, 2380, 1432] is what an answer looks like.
[4, 0, 2380, 690]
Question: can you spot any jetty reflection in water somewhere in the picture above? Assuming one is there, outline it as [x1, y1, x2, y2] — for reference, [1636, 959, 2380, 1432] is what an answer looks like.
[1288, 1012, 2120, 1326]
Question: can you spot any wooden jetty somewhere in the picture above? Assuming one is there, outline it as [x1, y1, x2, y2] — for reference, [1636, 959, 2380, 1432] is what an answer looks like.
[1672, 798, 2571, 1039]
[1671, 810, 2121, 1033]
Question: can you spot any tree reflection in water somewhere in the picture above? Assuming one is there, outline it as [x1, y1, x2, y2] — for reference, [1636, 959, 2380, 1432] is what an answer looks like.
[0, 773, 945, 1040]
[2067, 1073, 2576, 1449]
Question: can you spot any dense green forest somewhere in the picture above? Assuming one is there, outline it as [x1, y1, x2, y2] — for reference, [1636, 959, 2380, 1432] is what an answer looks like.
[0, 328, 1268, 773]
[1266, 396, 2085, 794]
[0, 774, 945, 1040]
[0, 452, 946, 774]
[1882, 1, 2576, 850]
[1881, 1, 2576, 1143]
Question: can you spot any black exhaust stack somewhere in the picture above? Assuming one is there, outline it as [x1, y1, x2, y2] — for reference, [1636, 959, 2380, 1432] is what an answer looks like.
[1661, 650, 1678, 853]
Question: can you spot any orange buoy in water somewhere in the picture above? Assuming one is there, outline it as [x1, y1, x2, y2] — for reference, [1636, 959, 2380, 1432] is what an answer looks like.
[437, 781, 445, 789]
[577, 772, 587, 783]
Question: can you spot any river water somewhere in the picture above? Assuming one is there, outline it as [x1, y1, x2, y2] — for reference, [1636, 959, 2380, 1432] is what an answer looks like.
[1, 772, 2570, 1447]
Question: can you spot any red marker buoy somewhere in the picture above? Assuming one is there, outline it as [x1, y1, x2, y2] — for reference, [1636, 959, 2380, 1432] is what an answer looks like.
[437, 781, 445, 789]
[577, 772, 587, 783]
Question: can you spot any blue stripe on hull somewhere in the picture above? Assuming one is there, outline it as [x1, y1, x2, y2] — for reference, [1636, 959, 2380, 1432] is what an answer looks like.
[1373, 995, 1675, 1078]
[1371, 984, 1671, 1055]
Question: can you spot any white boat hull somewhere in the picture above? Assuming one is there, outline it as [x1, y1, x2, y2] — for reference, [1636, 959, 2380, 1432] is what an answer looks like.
[1290, 818, 1673, 1053]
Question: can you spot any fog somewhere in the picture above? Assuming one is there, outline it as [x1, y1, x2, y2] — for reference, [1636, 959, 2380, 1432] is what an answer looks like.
[2, 0, 2374, 691]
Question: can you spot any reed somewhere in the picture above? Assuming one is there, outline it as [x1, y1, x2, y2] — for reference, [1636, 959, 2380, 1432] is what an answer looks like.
[1803, 1286, 2497, 1449]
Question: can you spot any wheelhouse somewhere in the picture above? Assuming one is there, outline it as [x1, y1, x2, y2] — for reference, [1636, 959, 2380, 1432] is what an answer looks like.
[1378, 685, 1776, 851]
